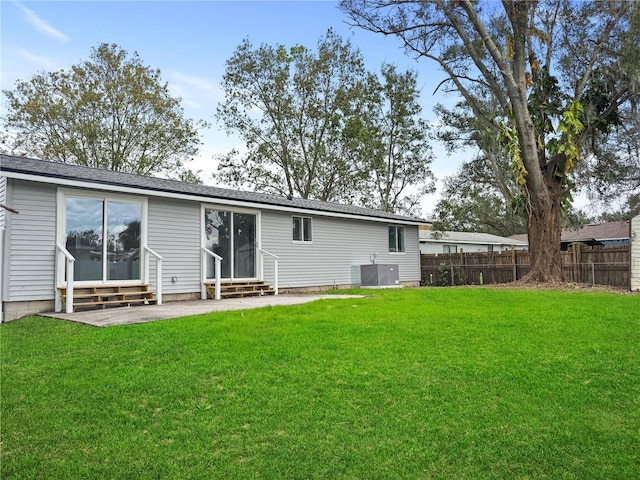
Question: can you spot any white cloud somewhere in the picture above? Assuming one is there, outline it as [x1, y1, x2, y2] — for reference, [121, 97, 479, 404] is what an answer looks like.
[167, 70, 223, 108]
[17, 48, 60, 70]
[16, 2, 69, 42]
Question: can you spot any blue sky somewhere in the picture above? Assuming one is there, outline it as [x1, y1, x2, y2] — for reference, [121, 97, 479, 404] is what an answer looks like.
[1, 0, 468, 215]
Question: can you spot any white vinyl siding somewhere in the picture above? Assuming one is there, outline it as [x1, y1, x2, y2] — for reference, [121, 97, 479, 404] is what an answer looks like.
[2, 175, 421, 308]
[632, 215, 640, 291]
[7, 180, 57, 301]
[0, 175, 5, 229]
[147, 197, 201, 294]
[261, 210, 419, 289]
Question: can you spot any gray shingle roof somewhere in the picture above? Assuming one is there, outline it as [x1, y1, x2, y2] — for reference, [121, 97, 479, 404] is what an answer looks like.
[561, 222, 630, 242]
[0, 154, 422, 223]
[509, 221, 631, 244]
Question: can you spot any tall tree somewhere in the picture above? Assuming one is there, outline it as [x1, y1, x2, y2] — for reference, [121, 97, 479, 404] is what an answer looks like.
[215, 30, 370, 203]
[577, 106, 640, 216]
[341, 0, 638, 282]
[431, 159, 527, 237]
[2, 43, 204, 180]
[215, 30, 434, 212]
[432, 94, 526, 235]
[362, 64, 435, 214]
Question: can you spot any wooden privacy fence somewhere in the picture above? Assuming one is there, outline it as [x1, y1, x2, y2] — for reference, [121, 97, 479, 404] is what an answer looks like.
[421, 245, 630, 289]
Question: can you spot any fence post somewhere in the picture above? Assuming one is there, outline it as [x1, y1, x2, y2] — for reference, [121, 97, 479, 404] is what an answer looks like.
[512, 246, 517, 282]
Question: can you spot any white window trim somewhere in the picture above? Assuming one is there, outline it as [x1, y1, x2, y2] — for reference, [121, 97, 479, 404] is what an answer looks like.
[443, 244, 458, 254]
[57, 188, 148, 285]
[292, 215, 313, 244]
[388, 225, 406, 254]
[200, 204, 261, 281]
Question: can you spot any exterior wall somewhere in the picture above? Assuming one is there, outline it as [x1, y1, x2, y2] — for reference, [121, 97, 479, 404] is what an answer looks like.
[420, 242, 526, 255]
[631, 215, 639, 291]
[1, 177, 421, 319]
[6, 179, 57, 303]
[147, 197, 201, 295]
[261, 210, 420, 289]
[0, 175, 5, 321]
[0, 175, 5, 229]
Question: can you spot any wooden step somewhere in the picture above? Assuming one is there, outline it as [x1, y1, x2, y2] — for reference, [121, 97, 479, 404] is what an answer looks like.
[205, 280, 275, 299]
[59, 284, 157, 310]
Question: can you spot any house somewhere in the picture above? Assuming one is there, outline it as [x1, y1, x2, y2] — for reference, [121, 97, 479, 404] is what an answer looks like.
[0, 155, 422, 321]
[509, 221, 630, 251]
[632, 215, 639, 291]
[419, 226, 528, 255]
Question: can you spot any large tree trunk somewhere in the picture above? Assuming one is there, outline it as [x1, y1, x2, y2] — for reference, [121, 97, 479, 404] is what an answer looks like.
[522, 180, 565, 283]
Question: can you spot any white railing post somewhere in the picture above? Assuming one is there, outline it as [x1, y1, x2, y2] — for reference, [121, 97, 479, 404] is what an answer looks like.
[273, 257, 279, 296]
[65, 258, 74, 314]
[144, 247, 163, 306]
[258, 248, 279, 296]
[156, 259, 163, 305]
[215, 257, 221, 300]
[201, 249, 207, 300]
[201, 247, 223, 300]
[56, 244, 75, 313]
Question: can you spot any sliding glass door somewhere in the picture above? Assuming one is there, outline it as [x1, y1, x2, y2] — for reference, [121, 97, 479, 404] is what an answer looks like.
[65, 196, 142, 282]
[204, 209, 256, 280]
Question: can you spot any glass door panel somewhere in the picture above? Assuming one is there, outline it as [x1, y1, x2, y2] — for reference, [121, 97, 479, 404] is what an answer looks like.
[66, 197, 104, 281]
[204, 209, 257, 280]
[233, 213, 256, 278]
[205, 209, 231, 278]
[107, 201, 142, 280]
[66, 196, 143, 283]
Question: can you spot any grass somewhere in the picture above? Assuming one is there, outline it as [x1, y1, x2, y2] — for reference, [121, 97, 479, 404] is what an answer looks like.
[1, 287, 639, 479]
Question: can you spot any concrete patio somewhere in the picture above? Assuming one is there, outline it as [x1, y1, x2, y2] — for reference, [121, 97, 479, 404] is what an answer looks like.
[40, 293, 365, 327]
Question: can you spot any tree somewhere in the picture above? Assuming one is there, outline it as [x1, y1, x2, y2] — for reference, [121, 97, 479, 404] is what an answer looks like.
[118, 220, 141, 251]
[2, 43, 204, 180]
[431, 161, 526, 237]
[432, 95, 526, 235]
[577, 106, 640, 217]
[215, 30, 370, 203]
[341, 0, 638, 282]
[361, 64, 435, 214]
[215, 30, 434, 213]
[432, 96, 593, 235]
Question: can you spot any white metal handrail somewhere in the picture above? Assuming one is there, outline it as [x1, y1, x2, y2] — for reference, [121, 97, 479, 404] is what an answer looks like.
[258, 248, 279, 296]
[55, 243, 75, 313]
[144, 247, 164, 305]
[201, 247, 223, 300]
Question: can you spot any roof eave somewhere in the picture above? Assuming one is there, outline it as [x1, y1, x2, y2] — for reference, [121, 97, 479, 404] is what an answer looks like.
[3, 168, 423, 226]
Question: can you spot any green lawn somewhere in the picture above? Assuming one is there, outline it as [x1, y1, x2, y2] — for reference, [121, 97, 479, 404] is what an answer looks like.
[1, 288, 639, 479]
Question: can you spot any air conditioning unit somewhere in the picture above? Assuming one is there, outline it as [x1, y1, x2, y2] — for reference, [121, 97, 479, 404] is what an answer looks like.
[360, 264, 400, 287]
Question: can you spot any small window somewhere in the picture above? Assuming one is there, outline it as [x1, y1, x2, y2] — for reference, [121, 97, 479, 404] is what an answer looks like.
[388, 226, 405, 253]
[293, 216, 312, 242]
[443, 244, 458, 254]
[488, 245, 494, 253]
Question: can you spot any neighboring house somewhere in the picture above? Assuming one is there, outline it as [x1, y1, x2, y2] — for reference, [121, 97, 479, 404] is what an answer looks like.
[632, 215, 639, 291]
[419, 227, 528, 255]
[0, 155, 422, 321]
[509, 221, 630, 250]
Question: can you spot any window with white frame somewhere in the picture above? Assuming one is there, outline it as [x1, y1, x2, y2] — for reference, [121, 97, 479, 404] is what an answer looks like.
[64, 193, 144, 282]
[388, 226, 405, 253]
[443, 244, 458, 254]
[292, 216, 312, 242]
